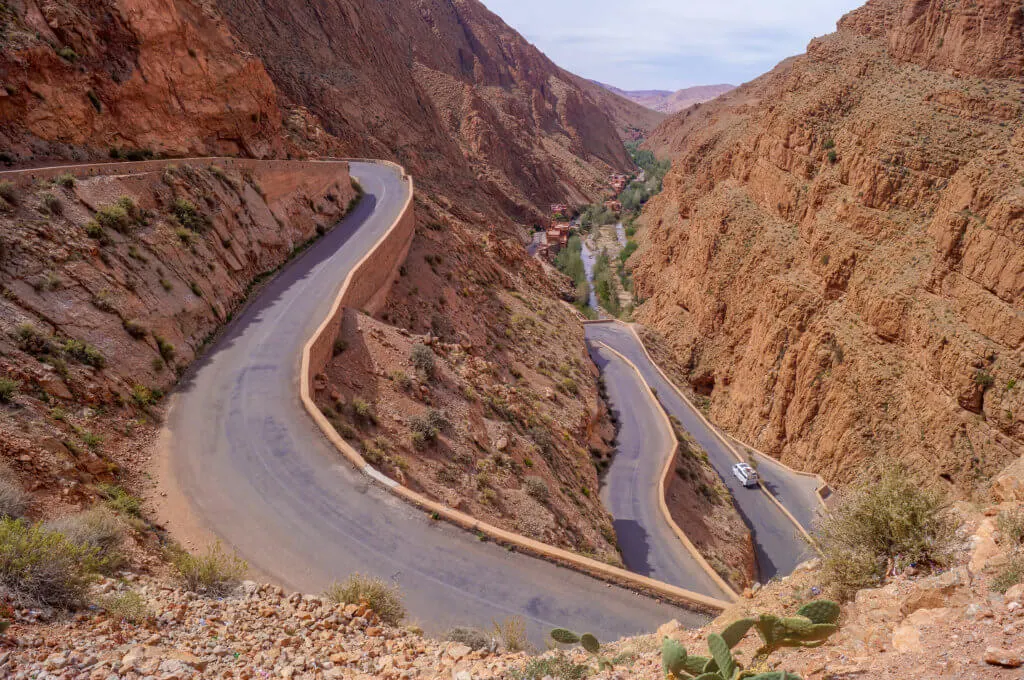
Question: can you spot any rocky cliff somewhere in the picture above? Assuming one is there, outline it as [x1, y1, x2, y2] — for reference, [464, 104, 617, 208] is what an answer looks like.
[633, 0, 1024, 494]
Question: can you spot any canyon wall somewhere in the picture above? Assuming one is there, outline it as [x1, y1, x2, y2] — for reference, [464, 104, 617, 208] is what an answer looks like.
[634, 0, 1024, 495]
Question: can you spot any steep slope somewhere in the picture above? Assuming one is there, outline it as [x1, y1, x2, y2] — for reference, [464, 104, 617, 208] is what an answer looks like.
[575, 77, 668, 140]
[0, 0, 666, 567]
[0, 0, 288, 159]
[594, 81, 735, 114]
[632, 0, 1024, 494]
[210, 0, 640, 218]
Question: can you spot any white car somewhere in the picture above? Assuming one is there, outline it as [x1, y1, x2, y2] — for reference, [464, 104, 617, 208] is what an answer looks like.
[732, 462, 759, 488]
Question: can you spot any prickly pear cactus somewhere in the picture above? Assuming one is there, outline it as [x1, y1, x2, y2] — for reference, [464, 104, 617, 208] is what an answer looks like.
[707, 633, 737, 680]
[721, 617, 755, 648]
[662, 636, 688, 678]
[550, 628, 580, 645]
[796, 600, 840, 625]
[580, 633, 600, 654]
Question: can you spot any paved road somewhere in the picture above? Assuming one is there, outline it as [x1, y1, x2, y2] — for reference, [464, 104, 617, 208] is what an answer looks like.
[584, 323, 814, 582]
[164, 162, 706, 645]
[736, 443, 823, 533]
[589, 343, 731, 600]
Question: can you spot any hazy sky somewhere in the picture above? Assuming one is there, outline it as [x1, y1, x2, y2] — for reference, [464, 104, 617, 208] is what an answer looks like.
[480, 0, 864, 91]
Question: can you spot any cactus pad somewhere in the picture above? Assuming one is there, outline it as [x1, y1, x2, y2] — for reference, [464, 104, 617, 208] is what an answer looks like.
[796, 600, 840, 625]
[550, 628, 580, 645]
[580, 633, 600, 654]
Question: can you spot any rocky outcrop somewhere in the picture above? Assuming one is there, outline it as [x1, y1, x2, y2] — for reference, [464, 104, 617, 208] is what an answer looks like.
[840, 0, 1024, 78]
[633, 0, 1024, 493]
[0, 0, 286, 158]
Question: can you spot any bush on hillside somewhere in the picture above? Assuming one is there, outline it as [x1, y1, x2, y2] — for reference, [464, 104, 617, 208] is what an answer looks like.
[410, 343, 435, 377]
[0, 518, 106, 607]
[445, 626, 491, 651]
[324, 574, 405, 625]
[0, 377, 18, 403]
[46, 507, 126, 573]
[815, 466, 956, 600]
[0, 476, 28, 519]
[168, 542, 247, 595]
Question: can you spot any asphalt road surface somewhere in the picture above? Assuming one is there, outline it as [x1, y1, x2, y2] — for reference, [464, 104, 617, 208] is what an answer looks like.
[584, 323, 814, 582]
[589, 343, 732, 600]
[164, 162, 707, 645]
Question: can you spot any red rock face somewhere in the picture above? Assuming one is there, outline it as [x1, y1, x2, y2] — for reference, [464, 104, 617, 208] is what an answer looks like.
[207, 0, 642, 218]
[840, 0, 1024, 78]
[634, 0, 1024, 493]
[0, 0, 285, 158]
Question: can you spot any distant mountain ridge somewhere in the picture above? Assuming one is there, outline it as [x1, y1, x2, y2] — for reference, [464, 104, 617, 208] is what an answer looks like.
[593, 81, 735, 114]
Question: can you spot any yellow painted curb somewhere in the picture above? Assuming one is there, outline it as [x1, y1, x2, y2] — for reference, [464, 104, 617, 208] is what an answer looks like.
[591, 340, 740, 602]
[298, 164, 731, 614]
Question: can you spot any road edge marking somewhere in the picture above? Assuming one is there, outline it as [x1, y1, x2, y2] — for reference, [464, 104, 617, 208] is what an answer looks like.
[591, 340, 740, 601]
[584, 320, 822, 550]
[298, 164, 732, 614]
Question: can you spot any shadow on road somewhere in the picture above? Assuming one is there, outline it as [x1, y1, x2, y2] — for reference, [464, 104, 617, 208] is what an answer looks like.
[614, 519, 654, 577]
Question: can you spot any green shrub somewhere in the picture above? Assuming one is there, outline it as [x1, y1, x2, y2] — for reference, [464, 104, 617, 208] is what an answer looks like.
[62, 338, 106, 368]
[95, 484, 142, 518]
[0, 518, 106, 607]
[123, 319, 147, 339]
[998, 507, 1024, 548]
[815, 466, 955, 600]
[169, 542, 247, 595]
[80, 430, 104, 450]
[351, 397, 375, 423]
[410, 343, 435, 377]
[56, 46, 78, 62]
[517, 652, 590, 680]
[445, 626, 490, 650]
[390, 370, 411, 390]
[333, 339, 348, 356]
[132, 384, 157, 406]
[45, 507, 125, 574]
[409, 414, 439, 444]
[171, 198, 209, 232]
[0, 377, 18, 403]
[95, 589, 149, 623]
[494, 615, 528, 652]
[84, 221, 107, 241]
[96, 203, 131, 232]
[0, 476, 27, 519]
[40, 192, 63, 215]
[324, 573, 405, 625]
[524, 476, 549, 503]
[14, 323, 55, 357]
[0, 181, 16, 203]
[54, 174, 75, 189]
[991, 553, 1024, 593]
[154, 335, 175, 363]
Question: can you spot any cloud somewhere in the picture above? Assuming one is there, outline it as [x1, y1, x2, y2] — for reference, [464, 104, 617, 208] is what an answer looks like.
[479, 0, 864, 89]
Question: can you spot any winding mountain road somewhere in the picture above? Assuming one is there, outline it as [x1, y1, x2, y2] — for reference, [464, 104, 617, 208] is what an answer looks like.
[161, 162, 705, 645]
[589, 343, 732, 600]
[584, 323, 814, 582]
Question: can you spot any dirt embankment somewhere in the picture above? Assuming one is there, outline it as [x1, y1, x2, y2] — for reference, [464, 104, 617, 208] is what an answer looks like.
[315, 202, 622, 562]
[632, 0, 1024, 495]
[0, 160, 354, 517]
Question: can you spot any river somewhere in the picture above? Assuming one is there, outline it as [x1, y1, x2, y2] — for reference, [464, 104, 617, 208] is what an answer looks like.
[580, 238, 600, 311]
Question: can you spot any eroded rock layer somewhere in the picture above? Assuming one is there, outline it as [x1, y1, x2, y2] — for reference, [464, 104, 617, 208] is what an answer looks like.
[634, 0, 1024, 493]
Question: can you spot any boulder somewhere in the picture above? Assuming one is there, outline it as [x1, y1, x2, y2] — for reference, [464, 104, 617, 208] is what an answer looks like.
[984, 647, 1023, 668]
[992, 457, 1024, 502]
